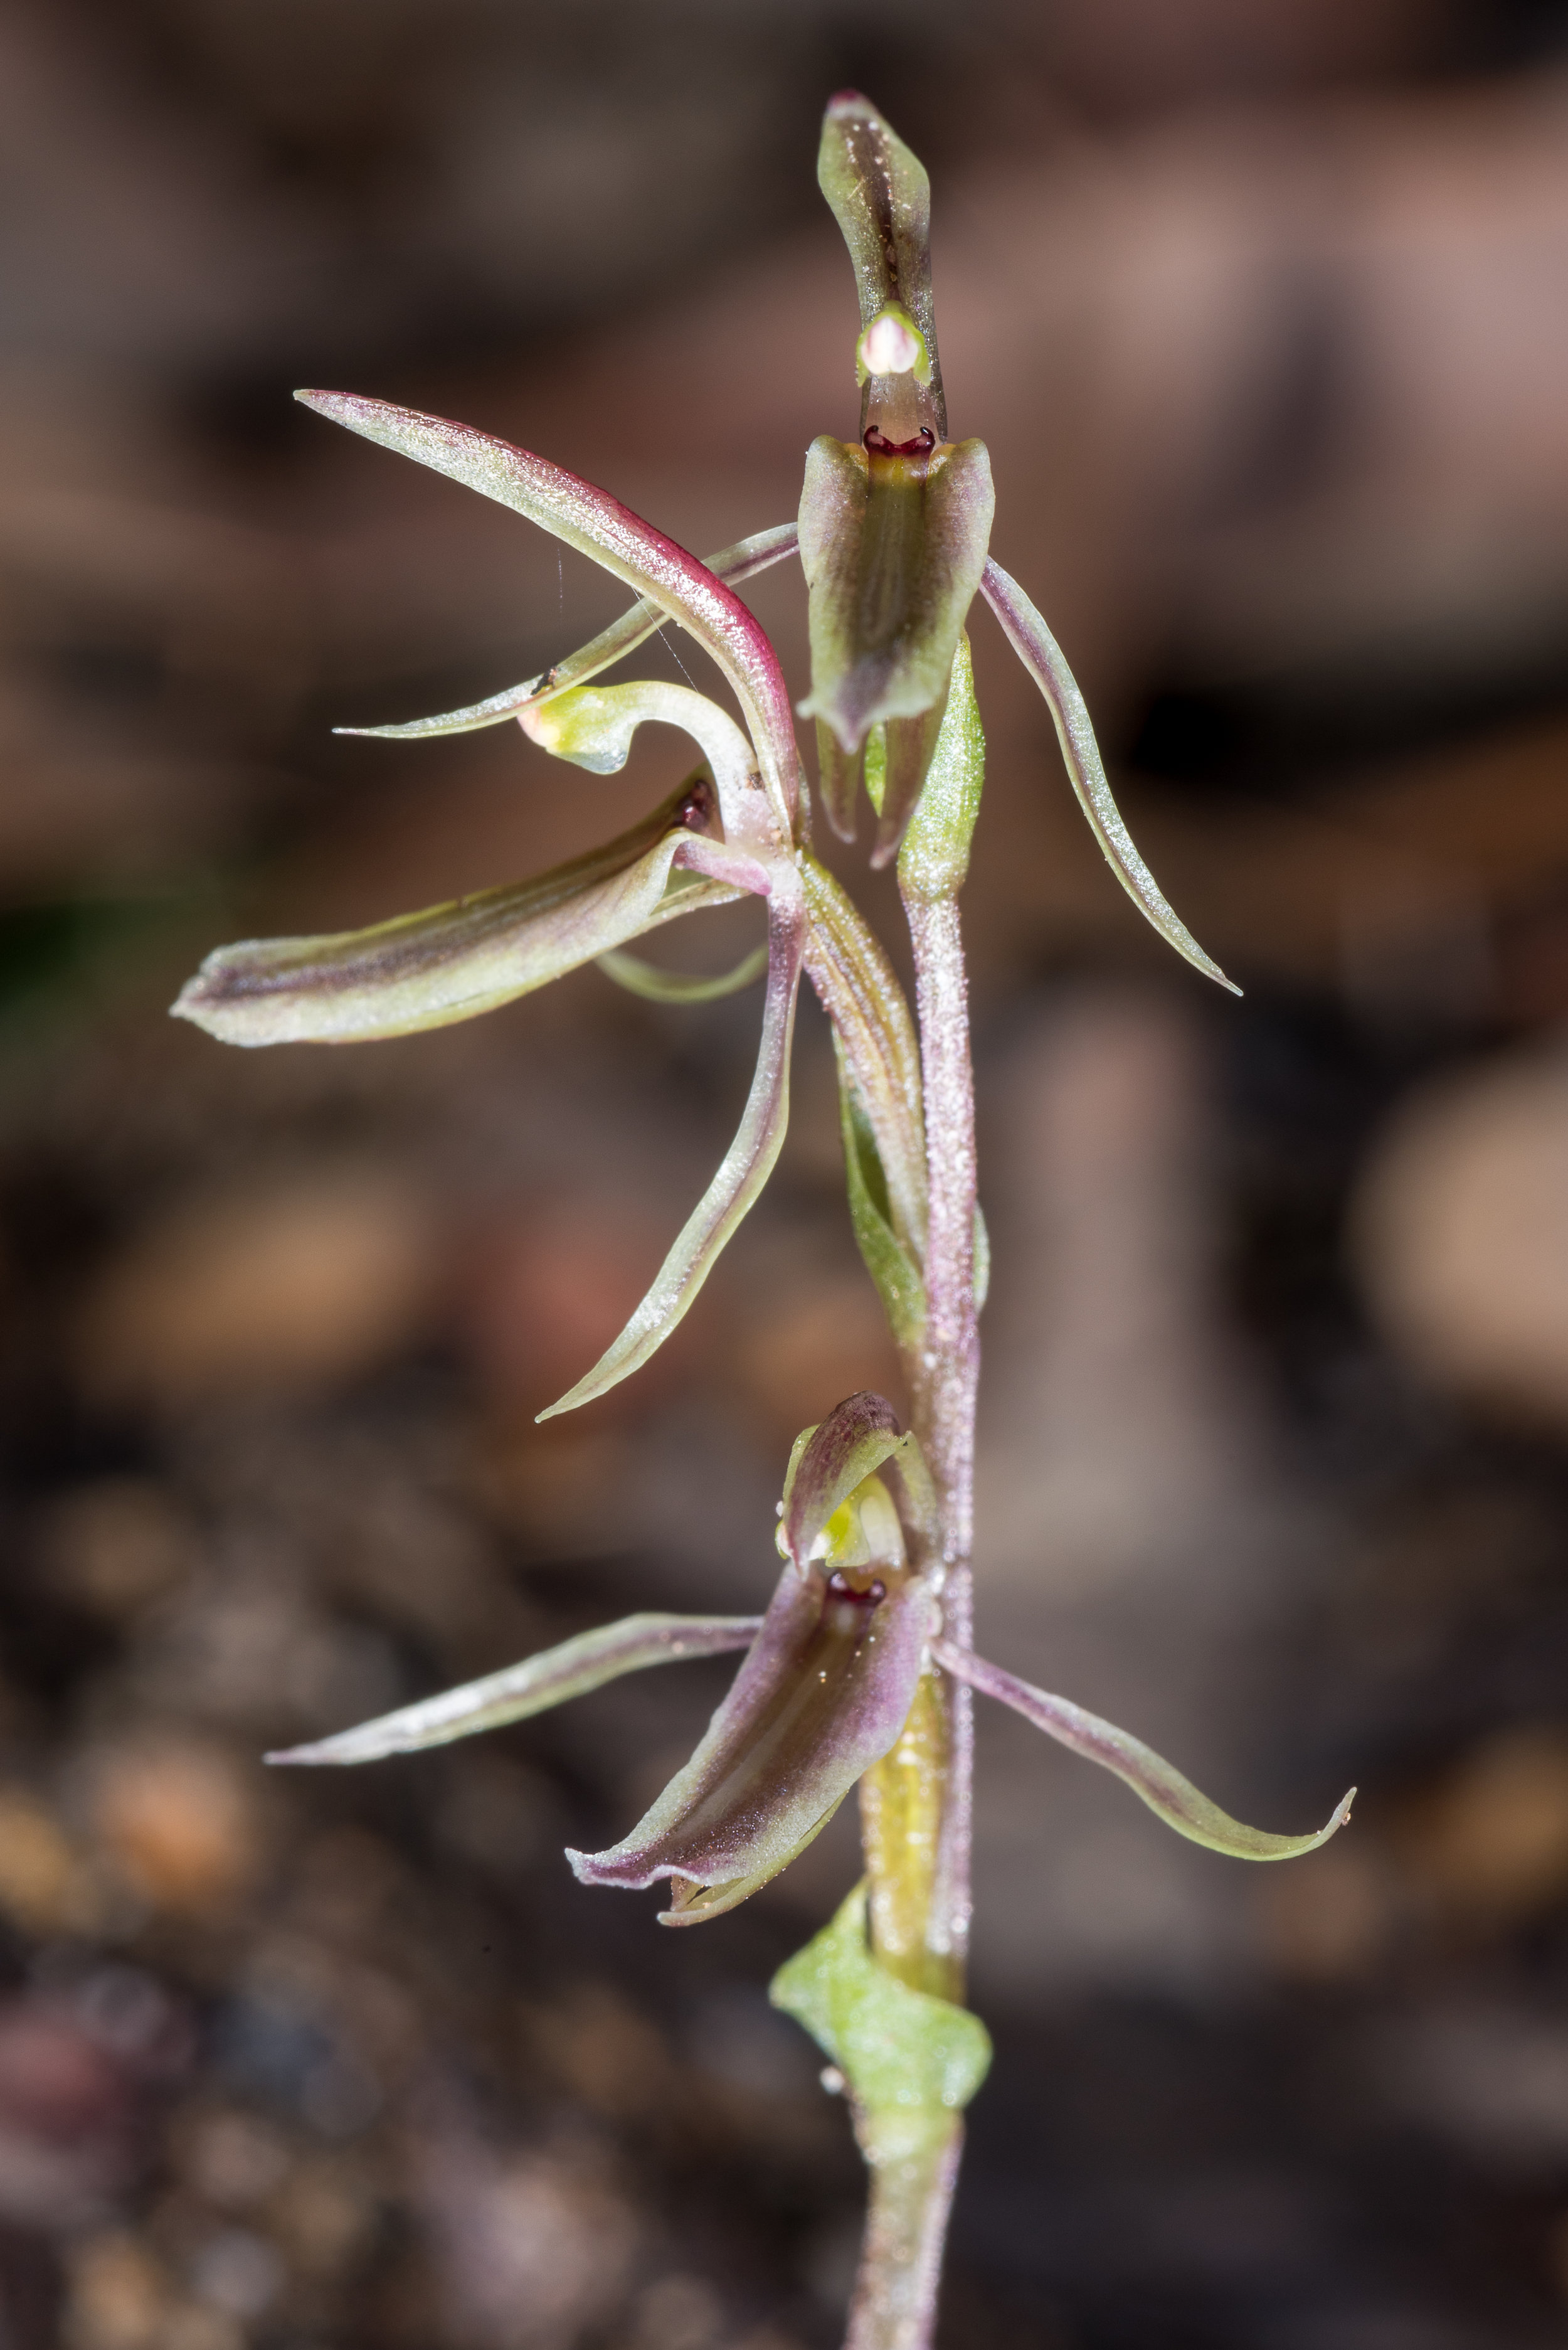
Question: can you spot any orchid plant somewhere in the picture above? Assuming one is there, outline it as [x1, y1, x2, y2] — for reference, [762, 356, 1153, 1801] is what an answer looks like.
[174, 93, 1353, 2350]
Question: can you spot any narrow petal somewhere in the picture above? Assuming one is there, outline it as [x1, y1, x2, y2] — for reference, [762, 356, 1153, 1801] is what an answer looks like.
[297, 393, 802, 841]
[568, 1554, 935, 1923]
[978, 559, 1238, 994]
[934, 1643, 1354, 1861]
[339, 676, 546, 742]
[538, 881, 807, 1417]
[818, 92, 947, 442]
[266, 1614, 760, 1765]
[597, 942, 767, 1004]
[171, 777, 734, 1047]
[800, 853, 926, 1260]
[338, 523, 800, 742]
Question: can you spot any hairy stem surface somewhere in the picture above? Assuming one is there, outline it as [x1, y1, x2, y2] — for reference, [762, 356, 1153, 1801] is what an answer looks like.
[847, 879, 978, 2350]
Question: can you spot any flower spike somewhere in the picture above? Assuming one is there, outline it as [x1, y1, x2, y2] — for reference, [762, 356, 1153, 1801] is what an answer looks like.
[934, 1643, 1353, 1862]
[171, 774, 739, 1047]
[295, 392, 803, 842]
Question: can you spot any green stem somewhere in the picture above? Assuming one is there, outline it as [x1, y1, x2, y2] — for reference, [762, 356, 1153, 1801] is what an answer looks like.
[846, 2116, 966, 2350]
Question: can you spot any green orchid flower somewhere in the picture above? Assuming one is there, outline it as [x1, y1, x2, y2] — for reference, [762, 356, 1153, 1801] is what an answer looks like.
[270, 1393, 1352, 1922]
[171, 93, 1231, 1423]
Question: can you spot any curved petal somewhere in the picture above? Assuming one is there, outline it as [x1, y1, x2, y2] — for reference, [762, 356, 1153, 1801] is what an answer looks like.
[978, 558, 1237, 994]
[934, 1643, 1353, 1861]
[597, 943, 767, 1004]
[538, 879, 807, 1418]
[297, 392, 802, 842]
[171, 777, 736, 1047]
[336, 523, 800, 742]
[568, 1555, 935, 1924]
[267, 1614, 760, 1765]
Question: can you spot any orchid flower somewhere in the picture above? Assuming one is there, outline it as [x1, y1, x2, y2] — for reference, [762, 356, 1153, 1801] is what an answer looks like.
[270, 1391, 1352, 1907]
[172, 91, 1231, 1423]
[174, 89, 1353, 2350]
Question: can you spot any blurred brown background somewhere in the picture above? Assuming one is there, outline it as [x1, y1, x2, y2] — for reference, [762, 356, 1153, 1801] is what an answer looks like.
[6, 2, 1568, 2344]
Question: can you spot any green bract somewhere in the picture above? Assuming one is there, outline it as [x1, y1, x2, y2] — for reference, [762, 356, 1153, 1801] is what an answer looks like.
[770, 1881, 992, 2141]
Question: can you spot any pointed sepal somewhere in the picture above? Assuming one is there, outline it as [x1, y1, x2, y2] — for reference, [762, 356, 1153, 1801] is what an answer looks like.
[337, 523, 802, 743]
[295, 393, 802, 837]
[171, 776, 738, 1047]
[265, 1614, 761, 1766]
[935, 1643, 1354, 1861]
[978, 558, 1237, 993]
[538, 884, 807, 1417]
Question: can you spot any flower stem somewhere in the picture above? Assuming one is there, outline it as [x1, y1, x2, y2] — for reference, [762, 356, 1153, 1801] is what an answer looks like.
[845, 2114, 965, 2350]
[846, 879, 979, 2350]
[902, 890, 977, 1978]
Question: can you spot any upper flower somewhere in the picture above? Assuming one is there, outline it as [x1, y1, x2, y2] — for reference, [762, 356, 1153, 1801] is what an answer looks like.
[172, 92, 1234, 1422]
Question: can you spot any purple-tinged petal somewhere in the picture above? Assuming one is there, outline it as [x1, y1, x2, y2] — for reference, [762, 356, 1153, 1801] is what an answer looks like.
[538, 879, 807, 1418]
[978, 558, 1237, 994]
[295, 392, 803, 842]
[338, 523, 800, 742]
[267, 1614, 760, 1766]
[933, 1643, 1354, 1861]
[568, 1553, 935, 1925]
[171, 775, 738, 1048]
